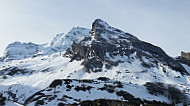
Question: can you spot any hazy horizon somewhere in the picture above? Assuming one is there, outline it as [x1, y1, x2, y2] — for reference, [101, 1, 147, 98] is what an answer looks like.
[0, 0, 190, 57]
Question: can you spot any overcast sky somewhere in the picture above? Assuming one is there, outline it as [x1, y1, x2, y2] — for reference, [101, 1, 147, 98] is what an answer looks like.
[0, 0, 189, 57]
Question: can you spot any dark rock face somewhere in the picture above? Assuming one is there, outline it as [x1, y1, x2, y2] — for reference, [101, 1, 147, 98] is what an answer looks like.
[49, 79, 63, 88]
[0, 93, 6, 105]
[0, 67, 33, 76]
[65, 19, 187, 75]
[145, 82, 189, 105]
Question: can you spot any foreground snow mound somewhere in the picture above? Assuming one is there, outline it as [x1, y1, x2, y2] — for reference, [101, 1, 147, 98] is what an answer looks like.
[0, 19, 190, 105]
[24, 78, 189, 105]
[25, 78, 171, 105]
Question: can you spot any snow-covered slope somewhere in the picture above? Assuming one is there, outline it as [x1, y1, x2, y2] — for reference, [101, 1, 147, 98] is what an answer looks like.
[25, 78, 173, 105]
[1, 27, 90, 62]
[50, 27, 90, 49]
[0, 19, 190, 105]
[2, 42, 43, 62]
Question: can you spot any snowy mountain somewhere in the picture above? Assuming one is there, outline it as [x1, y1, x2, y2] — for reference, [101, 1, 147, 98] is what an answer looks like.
[2, 42, 43, 62]
[0, 19, 190, 105]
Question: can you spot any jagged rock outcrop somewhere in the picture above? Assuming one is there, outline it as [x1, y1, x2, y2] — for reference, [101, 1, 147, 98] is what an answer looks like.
[0, 93, 6, 105]
[181, 51, 190, 60]
[176, 56, 190, 66]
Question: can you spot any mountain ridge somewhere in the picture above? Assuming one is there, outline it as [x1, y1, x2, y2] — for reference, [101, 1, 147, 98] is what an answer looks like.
[0, 19, 190, 105]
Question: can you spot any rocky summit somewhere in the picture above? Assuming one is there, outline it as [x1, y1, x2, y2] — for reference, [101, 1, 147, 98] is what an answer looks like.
[0, 19, 190, 106]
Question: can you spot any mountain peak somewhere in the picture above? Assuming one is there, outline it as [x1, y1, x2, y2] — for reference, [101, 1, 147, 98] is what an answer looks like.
[92, 19, 111, 30]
